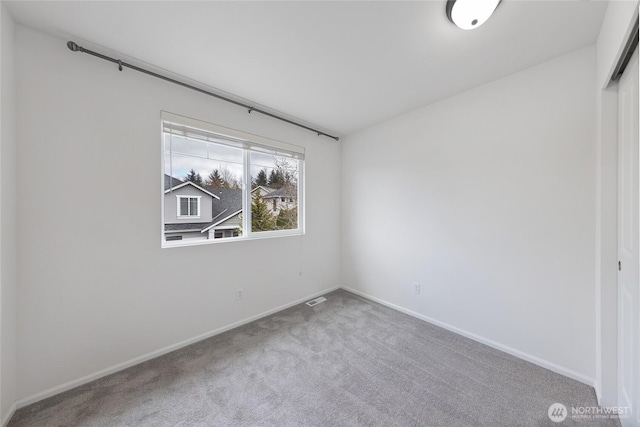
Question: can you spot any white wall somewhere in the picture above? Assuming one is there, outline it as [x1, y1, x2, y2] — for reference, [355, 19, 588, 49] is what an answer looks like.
[0, 2, 18, 424]
[342, 47, 597, 383]
[15, 25, 341, 403]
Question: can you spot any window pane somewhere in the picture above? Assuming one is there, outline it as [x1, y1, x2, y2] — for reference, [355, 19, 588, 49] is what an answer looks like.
[168, 134, 207, 158]
[250, 153, 299, 232]
[180, 198, 188, 216]
[208, 143, 243, 164]
[190, 198, 198, 216]
[204, 144, 243, 189]
[165, 132, 245, 244]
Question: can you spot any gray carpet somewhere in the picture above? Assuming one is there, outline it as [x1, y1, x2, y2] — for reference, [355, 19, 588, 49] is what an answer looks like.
[9, 289, 618, 426]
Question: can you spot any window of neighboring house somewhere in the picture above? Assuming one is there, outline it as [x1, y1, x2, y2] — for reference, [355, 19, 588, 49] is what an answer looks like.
[177, 196, 200, 218]
[162, 112, 305, 248]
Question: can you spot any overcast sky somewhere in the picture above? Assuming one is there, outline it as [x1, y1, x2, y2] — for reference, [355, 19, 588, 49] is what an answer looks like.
[163, 134, 296, 184]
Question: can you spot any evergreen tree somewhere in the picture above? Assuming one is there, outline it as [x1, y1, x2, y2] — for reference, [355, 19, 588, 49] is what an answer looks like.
[276, 208, 298, 230]
[255, 169, 268, 187]
[268, 169, 285, 189]
[185, 169, 203, 186]
[251, 194, 276, 232]
[206, 169, 224, 188]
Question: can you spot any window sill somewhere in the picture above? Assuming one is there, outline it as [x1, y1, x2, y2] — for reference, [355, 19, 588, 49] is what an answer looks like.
[161, 228, 304, 249]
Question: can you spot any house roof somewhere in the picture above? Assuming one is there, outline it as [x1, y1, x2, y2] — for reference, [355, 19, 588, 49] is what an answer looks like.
[164, 174, 183, 191]
[261, 186, 296, 199]
[200, 187, 243, 233]
[251, 185, 275, 194]
[200, 209, 243, 233]
[164, 180, 220, 199]
[207, 187, 242, 217]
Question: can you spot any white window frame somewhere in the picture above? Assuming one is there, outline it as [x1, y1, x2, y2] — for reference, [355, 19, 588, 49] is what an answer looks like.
[176, 195, 201, 219]
[161, 111, 305, 248]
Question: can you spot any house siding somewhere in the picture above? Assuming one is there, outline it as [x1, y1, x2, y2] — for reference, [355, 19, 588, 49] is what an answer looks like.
[166, 230, 206, 241]
[164, 185, 213, 224]
[265, 197, 296, 216]
[207, 213, 242, 239]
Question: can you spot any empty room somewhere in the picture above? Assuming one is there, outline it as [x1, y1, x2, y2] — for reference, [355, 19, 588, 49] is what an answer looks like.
[0, 0, 638, 426]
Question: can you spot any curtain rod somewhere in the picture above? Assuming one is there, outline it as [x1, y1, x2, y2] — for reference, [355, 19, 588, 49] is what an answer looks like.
[66, 41, 340, 142]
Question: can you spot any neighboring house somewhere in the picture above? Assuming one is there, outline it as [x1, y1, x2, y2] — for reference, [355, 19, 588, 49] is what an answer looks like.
[164, 175, 220, 242]
[164, 176, 298, 242]
[164, 175, 244, 242]
[251, 185, 272, 198]
[202, 188, 243, 239]
[164, 174, 183, 190]
[261, 186, 297, 215]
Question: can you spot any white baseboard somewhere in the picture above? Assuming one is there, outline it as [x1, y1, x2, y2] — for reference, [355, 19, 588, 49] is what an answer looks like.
[11, 284, 597, 417]
[15, 286, 339, 410]
[2, 402, 16, 427]
[595, 382, 602, 405]
[342, 286, 596, 389]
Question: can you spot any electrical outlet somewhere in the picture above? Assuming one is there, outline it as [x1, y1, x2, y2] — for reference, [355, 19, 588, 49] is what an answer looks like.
[236, 288, 244, 301]
[414, 283, 421, 294]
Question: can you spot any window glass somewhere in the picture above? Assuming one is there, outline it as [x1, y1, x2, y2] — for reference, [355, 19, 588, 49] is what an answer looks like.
[249, 152, 299, 233]
[163, 114, 304, 247]
[180, 198, 188, 216]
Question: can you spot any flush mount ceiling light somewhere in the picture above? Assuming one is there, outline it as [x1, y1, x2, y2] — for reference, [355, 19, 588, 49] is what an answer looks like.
[446, 0, 502, 30]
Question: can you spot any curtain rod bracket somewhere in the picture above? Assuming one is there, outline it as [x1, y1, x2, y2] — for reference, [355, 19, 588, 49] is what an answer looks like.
[66, 40, 340, 141]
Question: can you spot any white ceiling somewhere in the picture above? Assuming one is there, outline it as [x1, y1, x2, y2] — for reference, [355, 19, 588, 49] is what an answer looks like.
[5, 1, 607, 136]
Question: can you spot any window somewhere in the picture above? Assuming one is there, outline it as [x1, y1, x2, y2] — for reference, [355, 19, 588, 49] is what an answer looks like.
[162, 112, 304, 247]
[177, 196, 200, 218]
